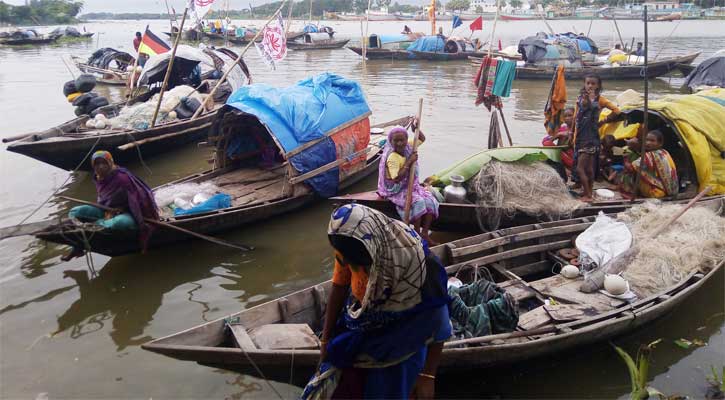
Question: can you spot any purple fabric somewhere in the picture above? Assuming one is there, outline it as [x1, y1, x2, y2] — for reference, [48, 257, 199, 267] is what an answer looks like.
[94, 167, 159, 251]
[376, 127, 439, 221]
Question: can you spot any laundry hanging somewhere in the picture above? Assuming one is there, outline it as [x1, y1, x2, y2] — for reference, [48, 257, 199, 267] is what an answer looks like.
[474, 56, 516, 111]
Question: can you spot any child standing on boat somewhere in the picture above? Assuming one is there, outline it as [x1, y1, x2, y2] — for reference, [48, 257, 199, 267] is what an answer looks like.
[573, 75, 621, 201]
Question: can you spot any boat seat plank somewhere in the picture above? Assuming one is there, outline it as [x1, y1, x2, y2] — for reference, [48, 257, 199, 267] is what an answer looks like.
[544, 304, 600, 322]
[530, 274, 626, 312]
[228, 324, 258, 350]
[517, 305, 552, 330]
[498, 280, 536, 302]
[248, 324, 320, 350]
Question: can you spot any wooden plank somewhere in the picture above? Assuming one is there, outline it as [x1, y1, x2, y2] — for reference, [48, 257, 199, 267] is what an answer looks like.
[448, 240, 571, 272]
[284, 112, 372, 158]
[518, 306, 552, 330]
[288, 147, 371, 185]
[248, 324, 319, 350]
[228, 324, 257, 350]
[544, 304, 600, 322]
[497, 280, 536, 302]
[451, 223, 590, 260]
[530, 275, 625, 312]
[509, 260, 551, 278]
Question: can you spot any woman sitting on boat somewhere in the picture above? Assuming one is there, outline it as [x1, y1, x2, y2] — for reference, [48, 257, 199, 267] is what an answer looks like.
[378, 123, 439, 245]
[301, 203, 451, 399]
[62, 151, 159, 260]
[621, 129, 679, 198]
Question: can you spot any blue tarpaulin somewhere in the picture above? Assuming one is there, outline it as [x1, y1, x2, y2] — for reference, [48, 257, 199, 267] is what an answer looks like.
[303, 24, 318, 33]
[407, 35, 445, 52]
[224, 73, 371, 197]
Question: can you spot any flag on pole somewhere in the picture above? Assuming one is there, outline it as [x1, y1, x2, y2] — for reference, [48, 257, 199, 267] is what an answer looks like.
[255, 13, 287, 70]
[190, 0, 215, 23]
[138, 26, 171, 57]
[452, 15, 462, 30]
[469, 16, 483, 31]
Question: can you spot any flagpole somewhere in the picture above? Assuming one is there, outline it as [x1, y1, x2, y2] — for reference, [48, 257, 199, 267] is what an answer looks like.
[191, 0, 289, 120]
[150, 7, 189, 128]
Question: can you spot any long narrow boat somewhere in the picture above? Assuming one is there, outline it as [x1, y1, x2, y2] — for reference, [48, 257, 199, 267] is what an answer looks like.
[288, 38, 350, 50]
[347, 47, 411, 59]
[141, 200, 724, 382]
[333, 89, 725, 231]
[4, 93, 224, 171]
[488, 52, 699, 80]
[0, 33, 61, 45]
[33, 117, 403, 257]
[410, 50, 486, 61]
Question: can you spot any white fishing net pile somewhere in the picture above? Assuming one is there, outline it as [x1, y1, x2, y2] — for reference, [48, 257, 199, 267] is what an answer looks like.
[154, 182, 221, 211]
[470, 161, 585, 230]
[618, 201, 725, 297]
[108, 85, 205, 130]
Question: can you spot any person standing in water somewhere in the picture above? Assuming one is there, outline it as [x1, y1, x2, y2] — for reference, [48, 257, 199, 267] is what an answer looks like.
[573, 75, 621, 201]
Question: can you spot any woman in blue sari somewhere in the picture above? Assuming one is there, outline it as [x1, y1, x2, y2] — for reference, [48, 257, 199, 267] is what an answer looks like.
[301, 204, 451, 399]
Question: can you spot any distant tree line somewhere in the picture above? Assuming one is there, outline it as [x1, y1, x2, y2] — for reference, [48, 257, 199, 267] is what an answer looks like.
[0, 0, 83, 25]
[81, 12, 168, 20]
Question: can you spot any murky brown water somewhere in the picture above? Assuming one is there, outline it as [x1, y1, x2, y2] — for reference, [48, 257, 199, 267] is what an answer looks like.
[1, 19, 723, 399]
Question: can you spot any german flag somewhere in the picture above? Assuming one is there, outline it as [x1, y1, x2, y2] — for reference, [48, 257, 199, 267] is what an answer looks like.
[138, 26, 170, 57]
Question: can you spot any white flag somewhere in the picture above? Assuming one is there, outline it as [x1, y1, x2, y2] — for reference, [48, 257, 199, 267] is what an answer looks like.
[254, 14, 287, 70]
[189, 0, 215, 22]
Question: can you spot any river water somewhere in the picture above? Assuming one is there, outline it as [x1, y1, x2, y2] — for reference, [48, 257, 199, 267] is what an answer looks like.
[0, 19, 723, 399]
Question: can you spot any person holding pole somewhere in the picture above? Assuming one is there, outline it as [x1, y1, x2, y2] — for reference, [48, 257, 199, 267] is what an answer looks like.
[377, 120, 439, 245]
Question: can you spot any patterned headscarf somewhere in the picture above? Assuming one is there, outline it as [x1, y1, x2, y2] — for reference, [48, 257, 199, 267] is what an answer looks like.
[91, 150, 115, 168]
[328, 203, 426, 320]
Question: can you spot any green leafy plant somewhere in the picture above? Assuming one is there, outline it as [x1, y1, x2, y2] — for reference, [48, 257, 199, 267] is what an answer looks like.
[612, 339, 665, 400]
[706, 366, 725, 399]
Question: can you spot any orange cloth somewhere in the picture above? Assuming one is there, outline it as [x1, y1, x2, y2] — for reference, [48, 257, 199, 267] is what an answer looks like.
[544, 65, 567, 136]
[331, 252, 369, 302]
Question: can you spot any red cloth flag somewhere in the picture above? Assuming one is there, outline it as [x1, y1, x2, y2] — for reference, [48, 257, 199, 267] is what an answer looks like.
[469, 16, 483, 31]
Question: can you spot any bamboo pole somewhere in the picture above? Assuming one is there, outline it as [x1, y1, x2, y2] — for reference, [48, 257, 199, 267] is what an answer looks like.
[586, 15, 594, 36]
[363, 0, 373, 62]
[150, 8, 189, 128]
[633, 5, 649, 201]
[164, 0, 174, 32]
[611, 15, 626, 51]
[191, 0, 288, 121]
[59, 196, 253, 251]
[285, 0, 294, 35]
[403, 98, 424, 224]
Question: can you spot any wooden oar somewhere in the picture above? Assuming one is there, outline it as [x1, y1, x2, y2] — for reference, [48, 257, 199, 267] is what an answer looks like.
[59, 196, 253, 252]
[0, 220, 57, 241]
[403, 98, 424, 225]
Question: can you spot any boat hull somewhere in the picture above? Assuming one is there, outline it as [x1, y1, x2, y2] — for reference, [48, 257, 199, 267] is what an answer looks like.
[348, 47, 412, 60]
[410, 50, 485, 61]
[0, 35, 60, 45]
[35, 153, 381, 256]
[330, 190, 725, 232]
[141, 208, 724, 381]
[6, 110, 218, 171]
[511, 52, 699, 80]
[287, 39, 350, 50]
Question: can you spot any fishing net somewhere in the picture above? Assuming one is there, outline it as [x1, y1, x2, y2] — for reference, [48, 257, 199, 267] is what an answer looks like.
[470, 160, 585, 230]
[618, 201, 725, 297]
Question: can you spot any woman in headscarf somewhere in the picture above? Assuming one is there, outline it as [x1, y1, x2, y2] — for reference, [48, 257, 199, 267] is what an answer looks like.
[621, 130, 679, 198]
[62, 151, 159, 260]
[301, 203, 451, 400]
[377, 121, 439, 245]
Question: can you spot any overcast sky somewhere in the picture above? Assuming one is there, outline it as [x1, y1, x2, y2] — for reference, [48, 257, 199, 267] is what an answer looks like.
[3, 0, 424, 14]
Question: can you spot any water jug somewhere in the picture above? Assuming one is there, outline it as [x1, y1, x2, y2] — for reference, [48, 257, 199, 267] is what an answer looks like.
[443, 174, 467, 203]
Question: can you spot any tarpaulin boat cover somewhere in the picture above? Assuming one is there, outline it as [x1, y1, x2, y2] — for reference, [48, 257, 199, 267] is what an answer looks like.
[429, 146, 562, 187]
[684, 56, 725, 92]
[407, 35, 445, 53]
[601, 88, 725, 195]
[225, 73, 372, 197]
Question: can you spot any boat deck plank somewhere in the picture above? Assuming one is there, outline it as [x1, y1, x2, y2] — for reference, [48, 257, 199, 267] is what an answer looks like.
[530, 274, 626, 311]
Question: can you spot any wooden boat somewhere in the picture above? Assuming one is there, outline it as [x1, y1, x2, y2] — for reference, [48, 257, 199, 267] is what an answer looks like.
[4, 93, 223, 171]
[347, 47, 411, 60]
[287, 35, 350, 50]
[500, 13, 539, 20]
[141, 203, 724, 381]
[32, 116, 406, 257]
[333, 91, 724, 232]
[410, 50, 486, 61]
[511, 52, 699, 80]
[0, 33, 61, 45]
[71, 56, 130, 86]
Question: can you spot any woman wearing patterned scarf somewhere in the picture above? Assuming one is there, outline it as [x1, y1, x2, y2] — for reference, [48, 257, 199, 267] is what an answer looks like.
[301, 203, 451, 399]
[62, 150, 159, 260]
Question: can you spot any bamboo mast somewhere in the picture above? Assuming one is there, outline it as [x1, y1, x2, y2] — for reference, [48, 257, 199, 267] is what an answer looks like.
[150, 8, 188, 128]
[634, 5, 649, 200]
[403, 98, 424, 225]
[191, 0, 289, 120]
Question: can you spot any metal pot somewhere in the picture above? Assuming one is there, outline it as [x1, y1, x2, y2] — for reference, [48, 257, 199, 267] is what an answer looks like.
[443, 174, 467, 204]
